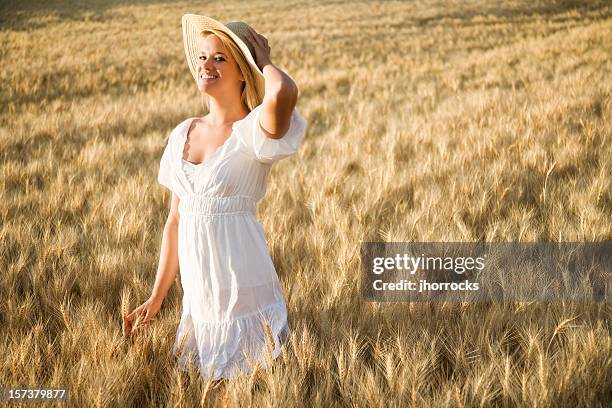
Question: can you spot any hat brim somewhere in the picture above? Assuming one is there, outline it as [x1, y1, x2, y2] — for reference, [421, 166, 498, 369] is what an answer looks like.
[181, 14, 265, 103]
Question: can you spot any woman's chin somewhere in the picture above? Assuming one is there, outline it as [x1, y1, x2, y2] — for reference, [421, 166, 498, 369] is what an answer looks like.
[197, 83, 220, 93]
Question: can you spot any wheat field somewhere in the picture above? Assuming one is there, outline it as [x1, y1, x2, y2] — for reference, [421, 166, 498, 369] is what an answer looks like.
[1, 0, 611, 406]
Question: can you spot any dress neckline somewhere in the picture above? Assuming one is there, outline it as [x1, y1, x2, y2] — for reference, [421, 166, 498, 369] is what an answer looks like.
[180, 117, 237, 167]
[182, 158, 201, 166]
[180, 113, 252, 164]
[176, 114, 249, 193]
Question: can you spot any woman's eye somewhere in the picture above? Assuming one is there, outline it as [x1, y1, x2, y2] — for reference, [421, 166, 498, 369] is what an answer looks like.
[198, 56, 225, 62]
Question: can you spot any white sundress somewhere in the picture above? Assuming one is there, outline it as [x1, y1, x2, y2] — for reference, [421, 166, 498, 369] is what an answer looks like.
[157, 103, 307, 380]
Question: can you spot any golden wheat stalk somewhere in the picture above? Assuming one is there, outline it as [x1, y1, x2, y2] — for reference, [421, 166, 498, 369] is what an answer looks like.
[176, 327, 191, 356]
[120, 289, 131, 336]
[248, 359, 260, 390]
[174, 369, 184, 405]
[336, 344, 346, 382]
[59, 299, 72, 330]
[201, 376, 215, 406]
[264, 320, 276, 366]
[280, 341, 289, 364]
[220, 382, 231, 406]
[546, 316, 579, 353]
[242, 349, 252, 367]
[131, 313, 144, 335]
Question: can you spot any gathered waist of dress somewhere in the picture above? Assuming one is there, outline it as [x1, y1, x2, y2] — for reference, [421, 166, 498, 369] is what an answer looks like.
[179, 195, 257, 217]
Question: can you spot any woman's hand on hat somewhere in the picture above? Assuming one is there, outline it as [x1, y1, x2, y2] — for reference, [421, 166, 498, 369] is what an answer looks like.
[246, 26, 272, 70]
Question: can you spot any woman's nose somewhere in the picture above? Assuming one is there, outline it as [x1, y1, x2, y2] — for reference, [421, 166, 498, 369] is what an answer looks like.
[202, 57, 214, 71]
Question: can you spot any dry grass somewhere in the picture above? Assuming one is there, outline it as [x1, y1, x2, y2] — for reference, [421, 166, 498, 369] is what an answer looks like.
[1, 0, 611, 406]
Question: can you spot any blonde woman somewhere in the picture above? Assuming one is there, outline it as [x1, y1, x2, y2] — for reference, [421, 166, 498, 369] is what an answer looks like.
[123, 14, 307, 381]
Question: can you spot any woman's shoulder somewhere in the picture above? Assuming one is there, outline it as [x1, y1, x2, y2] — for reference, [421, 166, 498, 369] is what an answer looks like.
[168, 116, 198, 140]
[231, 105, 260, 132]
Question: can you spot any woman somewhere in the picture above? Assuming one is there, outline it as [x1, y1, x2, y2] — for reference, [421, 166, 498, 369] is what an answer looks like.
[123, 14, 307, 381]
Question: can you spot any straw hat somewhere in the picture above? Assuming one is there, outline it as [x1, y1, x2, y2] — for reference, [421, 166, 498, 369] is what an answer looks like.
[181, 14, 265, 104]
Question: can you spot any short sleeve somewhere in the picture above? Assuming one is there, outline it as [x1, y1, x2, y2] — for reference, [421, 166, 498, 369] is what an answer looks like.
[234, 104, 307, 164]
[157, 136, 174, 193]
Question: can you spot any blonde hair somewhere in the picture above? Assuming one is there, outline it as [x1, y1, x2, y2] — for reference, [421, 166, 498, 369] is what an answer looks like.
[199, 28, 261, 112]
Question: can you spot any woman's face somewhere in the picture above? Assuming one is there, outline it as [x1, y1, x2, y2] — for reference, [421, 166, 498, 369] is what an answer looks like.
[196, 34, 244, 96]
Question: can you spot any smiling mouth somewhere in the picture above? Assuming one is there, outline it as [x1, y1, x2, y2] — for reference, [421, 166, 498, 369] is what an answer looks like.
[200, 74, 219, 80]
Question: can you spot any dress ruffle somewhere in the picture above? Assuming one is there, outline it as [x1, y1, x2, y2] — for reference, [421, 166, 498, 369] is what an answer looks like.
[172, 300, 290, 380]
[157, 138, 175, 193]
[233, 104, 307, 164]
